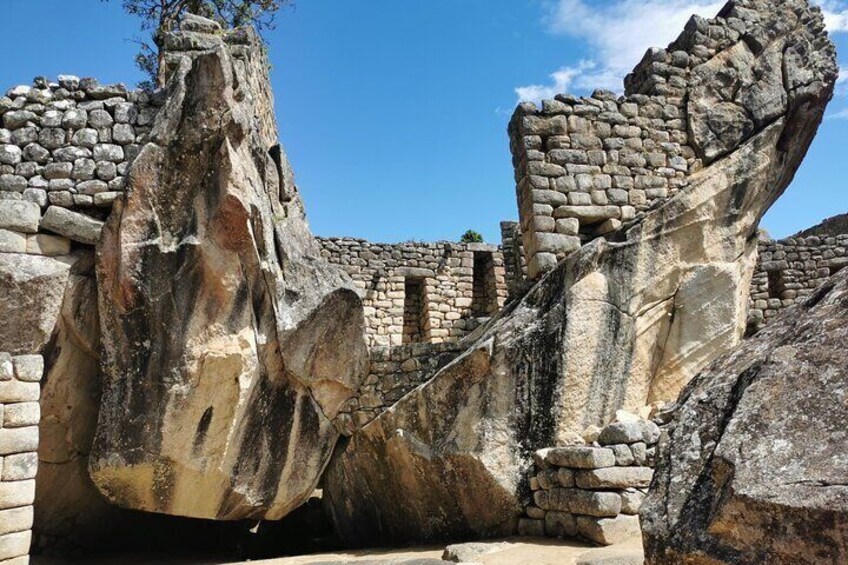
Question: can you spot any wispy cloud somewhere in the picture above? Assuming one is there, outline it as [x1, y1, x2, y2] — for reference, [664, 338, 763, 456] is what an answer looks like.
[515, 0, 724, 102]
[816, 0, 848, 31]
[517, 0, 848, 104]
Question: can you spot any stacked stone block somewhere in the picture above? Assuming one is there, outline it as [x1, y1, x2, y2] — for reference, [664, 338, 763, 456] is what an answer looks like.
[747, 233, 848, 334]
[499, 221, 529, 303]
[518, 418, 660, 546]
[0, 76, 158, 251]
[508, 1, 818, 280]
[336, 342, 463, 434]
[0, 353, 42, 564]
[319, 238, 508, 347]
[508, 90, 694, 279]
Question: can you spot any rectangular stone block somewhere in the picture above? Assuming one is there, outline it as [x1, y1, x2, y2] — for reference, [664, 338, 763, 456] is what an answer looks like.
[545, 446, 615, 469]
[553, 205, 622, 223]
[0, 427, 38, 456]
[0, 506, 33, 536]
[2, 404, 39, 428]
[0, 530, 31, 561]
[25, 233, 70, 257]
[619, 489, 645, 515]
[0, 480, 35, 509]
[576, 514, 640, 546]
[567, 489, 622, 517]
[575, 467, 653, 490]
[39, 206, 103, 245]
[0, 230, 26, 253]
[0, 382, 39, 404]
[2, 453, 37, 481]
[0, 201, 40, 234]
[11, 357, 41, 383]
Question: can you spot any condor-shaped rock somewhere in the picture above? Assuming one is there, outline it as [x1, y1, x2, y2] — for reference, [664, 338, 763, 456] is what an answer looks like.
[91, 20, 368, 520]
[324, 0, 837, 545]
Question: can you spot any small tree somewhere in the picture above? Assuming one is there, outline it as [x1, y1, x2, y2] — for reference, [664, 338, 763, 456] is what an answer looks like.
[106, 0, 288, 90]
[460, 230, 484, 243]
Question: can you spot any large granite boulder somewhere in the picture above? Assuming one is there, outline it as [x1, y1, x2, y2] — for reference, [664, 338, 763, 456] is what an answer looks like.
[35, 251, 124, 545]
[642, 267, 848, 564]
[324, 0, 837, 545]
[90, 18, 368, 521]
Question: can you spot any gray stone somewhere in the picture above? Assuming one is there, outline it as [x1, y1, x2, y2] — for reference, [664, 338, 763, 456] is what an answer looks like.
[619, 489, 644, 515]
[546, 447, 616, 469]
[61, 109, 87, 129]
[88, 108, 113, 128]
[0, 200, 40, 233]
[72, 127, 99, 148]
[442, 541, 513, 563]
[53, 146, 91, 162]
[574, 467, 653, 490]
[92, 143, 123, 162]
[43, 162, 72, 180]
[13, 355, 43, 382]
[0, 229, 26, 253]
[598, 420, 660, 446]
[77, 180, 108, 195]
[0, 145, 21, 165]
[39, 206, 103, 244]
[0, 174, 26, 192]
[3, 110, 36, 130]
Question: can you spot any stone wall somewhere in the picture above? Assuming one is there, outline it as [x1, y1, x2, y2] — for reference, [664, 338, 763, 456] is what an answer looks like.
[508, 90, 694, 279]
[0, 77, 159, 253]
[499, 221, 529, 302]
[518, 417, 660, 546]
[318, 238, 508, 347]
[747, 232, 848, 334]
[508, 3, 820, 279]
[0, 353, 43, 564]
[336, 343, 463, 434]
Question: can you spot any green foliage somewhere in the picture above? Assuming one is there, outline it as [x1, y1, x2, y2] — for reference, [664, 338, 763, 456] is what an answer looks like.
[460, 230, 484, 243]
[105, 0, 290, 89]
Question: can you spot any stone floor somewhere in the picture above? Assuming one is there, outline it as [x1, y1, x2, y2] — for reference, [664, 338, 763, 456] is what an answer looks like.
[32, 535, 644, 565]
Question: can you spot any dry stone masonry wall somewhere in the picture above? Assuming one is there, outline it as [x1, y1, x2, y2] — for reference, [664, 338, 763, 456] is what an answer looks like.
[335, 342, 463, 434]
[508, 90, 694, 279]
[0, 353, 42, 564]
[319, 238, 508, 347]
[509, 0, 835, 279]
[519, 417, 661, 546]
[747, 231, 848, 334]
[0, 77, 159, 253]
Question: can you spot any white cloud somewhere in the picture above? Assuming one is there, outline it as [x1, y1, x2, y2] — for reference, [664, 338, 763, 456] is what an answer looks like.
[827, 107, 848, 119]
[516, 0, 724, 102]
[516, 0, 848, 104]
[839, 66, 848, 84]
[814, 0, 848, 32]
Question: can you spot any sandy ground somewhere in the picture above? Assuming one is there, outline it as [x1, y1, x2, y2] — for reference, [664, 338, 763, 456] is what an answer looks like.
[248, 536, 644, 565]
[33, 535, 644, 564]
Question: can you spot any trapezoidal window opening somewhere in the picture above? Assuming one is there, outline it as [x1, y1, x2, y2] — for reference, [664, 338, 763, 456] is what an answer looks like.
[471, 251, 499, 318]
[766, 270, 786, 299]
[403, 277, 429, 344]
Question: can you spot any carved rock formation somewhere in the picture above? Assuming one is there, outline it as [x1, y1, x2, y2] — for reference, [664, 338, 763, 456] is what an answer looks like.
[323, 0, 837, 545]
[35, 251, 124, 544]
[90, 18, 368, 520]
[642, 267, 848, 564]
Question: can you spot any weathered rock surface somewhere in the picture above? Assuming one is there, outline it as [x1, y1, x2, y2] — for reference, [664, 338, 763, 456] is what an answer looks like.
[90, 18, 368, 520]
[324, 0, 837, 545]
[34, 251, 122, 544]
[642, 267, 848, 563]
[0, 253, 74, 355]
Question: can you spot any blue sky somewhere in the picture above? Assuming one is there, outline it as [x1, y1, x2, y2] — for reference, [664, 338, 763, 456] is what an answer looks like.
[1, 0, 846, 243]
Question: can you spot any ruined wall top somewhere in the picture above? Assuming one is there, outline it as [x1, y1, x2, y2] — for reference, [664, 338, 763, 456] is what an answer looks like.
[509, 0, 838, 279]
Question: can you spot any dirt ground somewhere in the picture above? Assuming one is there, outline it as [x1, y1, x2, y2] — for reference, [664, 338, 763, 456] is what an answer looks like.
[33, 535, 644, 565]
